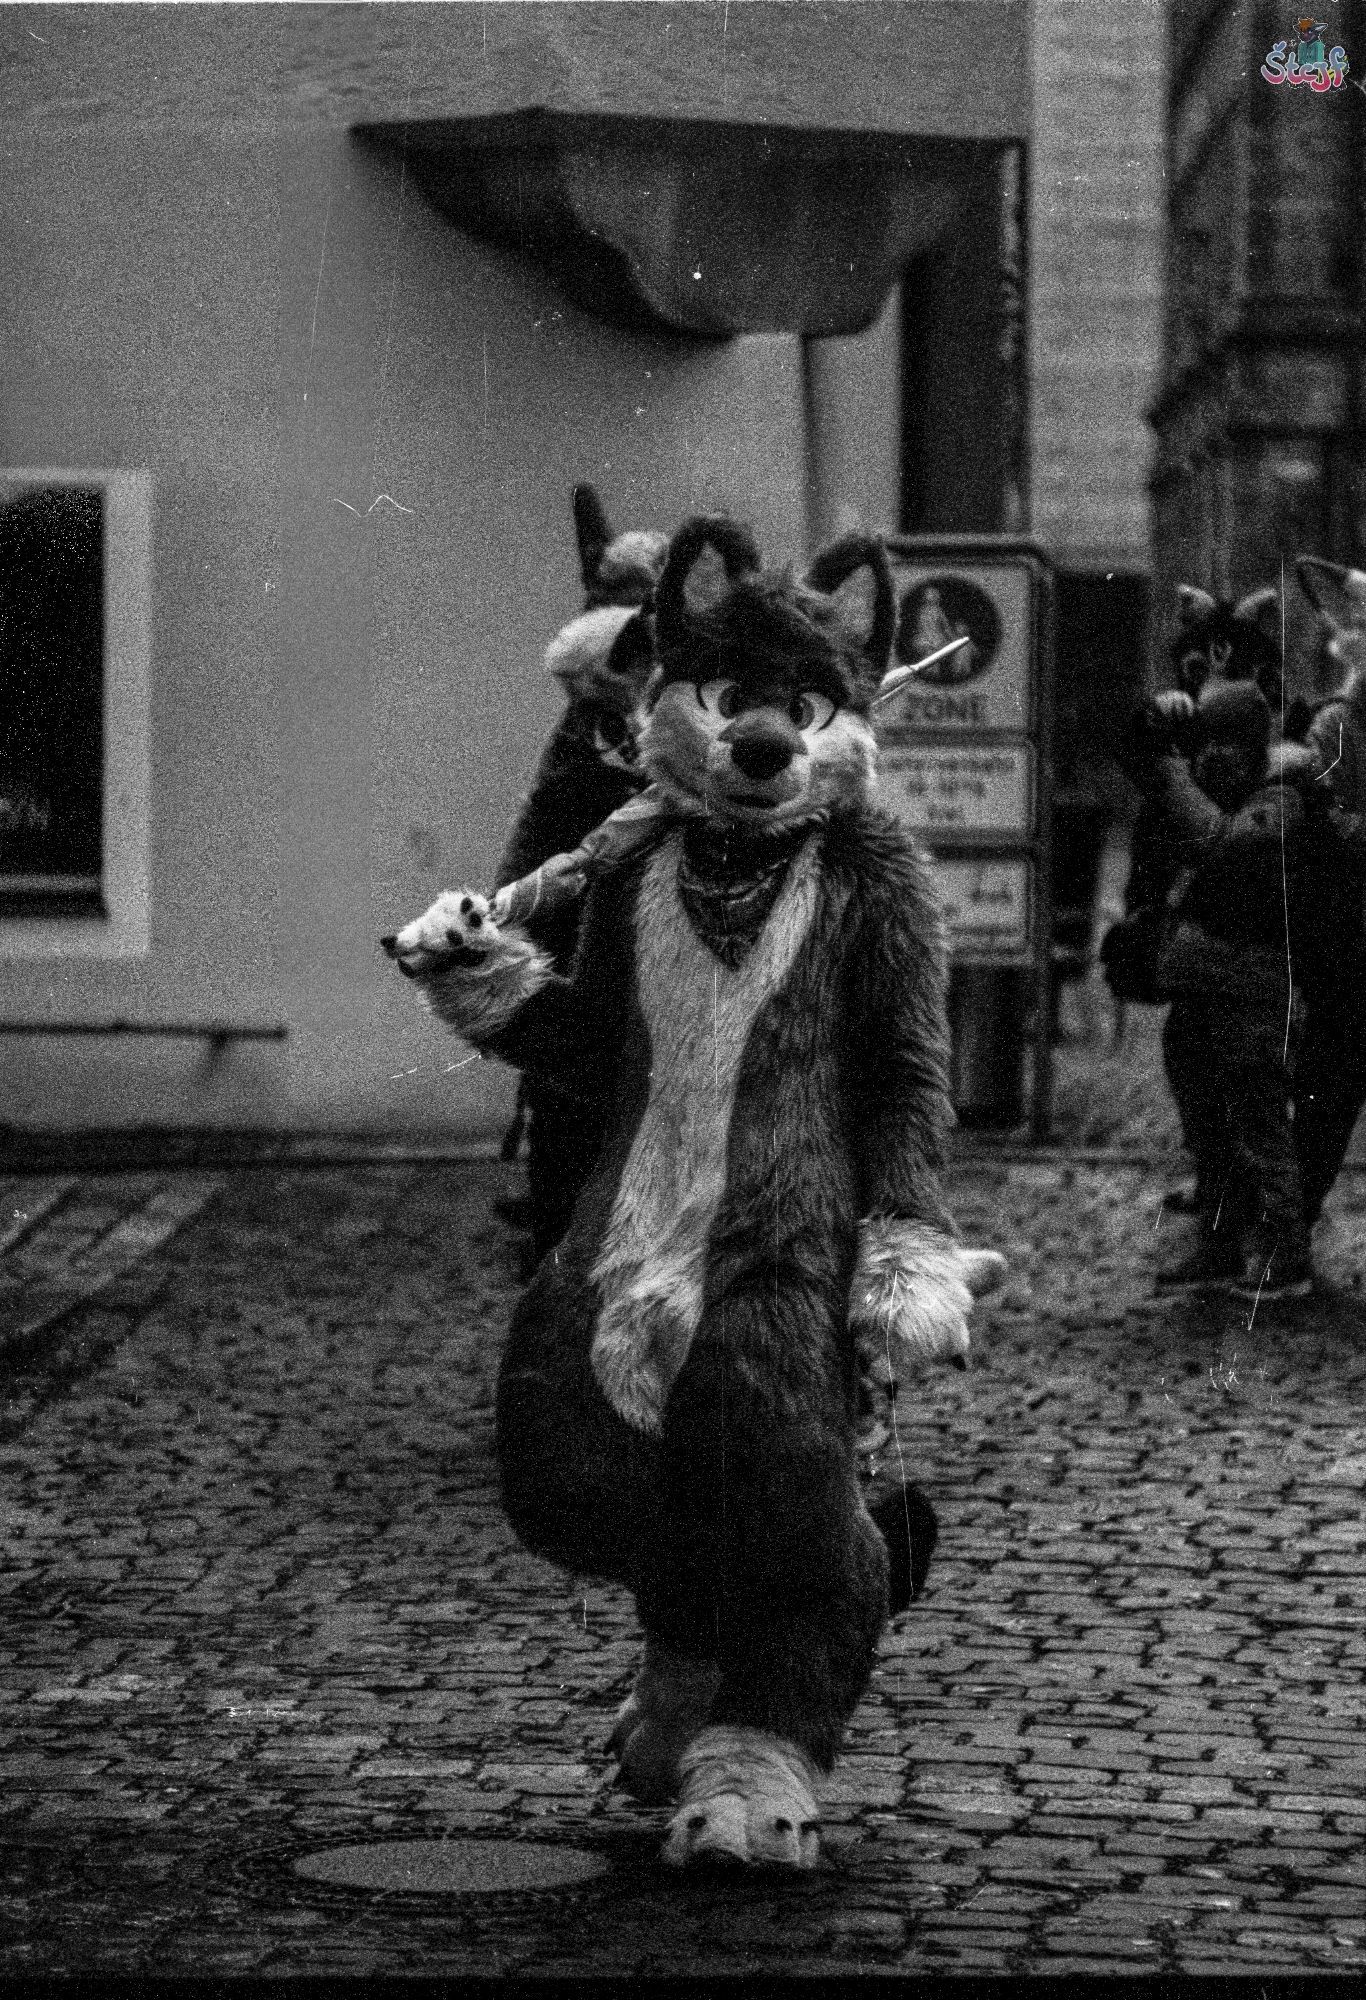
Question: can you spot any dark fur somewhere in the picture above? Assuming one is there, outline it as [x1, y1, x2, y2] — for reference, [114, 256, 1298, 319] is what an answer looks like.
[486, 521, 955, 1770]
[654, 520, 894, 715]
[1105, 581, 1282, 1008]
[495, 487, 664, 1252]
[1291, 558, 1366, 1224]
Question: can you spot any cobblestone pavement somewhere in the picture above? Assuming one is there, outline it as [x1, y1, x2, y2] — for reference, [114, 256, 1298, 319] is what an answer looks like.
[1, 1129, 1363, 1980]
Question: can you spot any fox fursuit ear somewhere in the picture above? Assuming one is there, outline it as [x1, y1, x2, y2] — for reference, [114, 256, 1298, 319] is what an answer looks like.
[545, 605, 640, 699]
[575, 485, 667, 609]
[1232, 584, 1281, 643]
[1296, 556, 1366, 634]
[1176, 584, 1218, 628]
[805, 533, 895, 674]
[573, 484, 614, 593]
[656, 516, 761, 643]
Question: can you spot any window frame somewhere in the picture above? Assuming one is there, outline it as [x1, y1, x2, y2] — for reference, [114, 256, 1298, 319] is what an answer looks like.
[0, 468, 152, 960]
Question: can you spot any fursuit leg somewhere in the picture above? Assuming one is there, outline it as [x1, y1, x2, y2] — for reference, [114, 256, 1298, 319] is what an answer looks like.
[636, 1325, 889, 1869]
[495, 1244, 657, 1584]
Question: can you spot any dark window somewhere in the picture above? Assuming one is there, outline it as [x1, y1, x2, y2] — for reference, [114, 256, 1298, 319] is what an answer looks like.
[0, 483, 105, 917]
[1052, 569, 1152, 780]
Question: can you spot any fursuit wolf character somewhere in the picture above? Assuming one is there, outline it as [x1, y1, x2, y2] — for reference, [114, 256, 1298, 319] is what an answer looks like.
[1291, 557, 1366, 1227]
[386, 519, 1003, 1870]
[1130, 681, 1319, 1297]
[1106, 580, 1284, 999]
[496, 486, 667, 1258]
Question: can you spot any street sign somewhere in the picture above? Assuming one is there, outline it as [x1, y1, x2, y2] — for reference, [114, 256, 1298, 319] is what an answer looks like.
[933, 856, 1033, 956]
[879, 536, 1054, 1135]
[880, 742, 1034, 838]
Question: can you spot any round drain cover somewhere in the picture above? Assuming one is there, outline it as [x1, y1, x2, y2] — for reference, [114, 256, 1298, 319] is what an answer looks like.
[294, 1839, 610, 1896]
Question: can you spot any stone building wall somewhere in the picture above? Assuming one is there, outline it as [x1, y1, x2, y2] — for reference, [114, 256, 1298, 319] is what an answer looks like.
[1026, 0, 1167, 767]
[1151, 0, 1365, 686]
[1029, 0, 1167, 575]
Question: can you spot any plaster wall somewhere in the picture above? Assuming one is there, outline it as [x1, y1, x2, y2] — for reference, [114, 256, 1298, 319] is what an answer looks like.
[1, 0, 1029, 1138]
[0, 1, 1029, 142]
[0, 119, 808, 1134]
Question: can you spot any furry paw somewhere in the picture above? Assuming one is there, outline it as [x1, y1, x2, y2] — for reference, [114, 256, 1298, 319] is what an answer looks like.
[382, 888, 497, 976]
[381, 890, 551, 1041]
[607, 1646, 720, 1805]
[851, 1222, 1006, 1375]
[663, 1728, 820, 1870]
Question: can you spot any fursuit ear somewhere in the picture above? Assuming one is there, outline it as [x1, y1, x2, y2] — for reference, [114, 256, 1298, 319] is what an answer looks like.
[1176, 584, 1218, 629]
[655, 516, 761, 644]
[573, 484, 614, 594]
[806, 533, 895, 674]
[1296, 556, 1366, 634]
[1232, 584, 1281, 644]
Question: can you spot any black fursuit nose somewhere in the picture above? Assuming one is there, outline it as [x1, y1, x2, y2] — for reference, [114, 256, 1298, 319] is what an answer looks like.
[731, 737, 793, 782]
[379, 934, 399, 958]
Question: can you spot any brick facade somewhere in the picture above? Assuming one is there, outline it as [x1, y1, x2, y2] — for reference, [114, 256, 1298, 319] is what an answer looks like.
[1029, 0, 1167, 574]
[1152, 0, 1365, 682]
[1026, 0, 1167, 768]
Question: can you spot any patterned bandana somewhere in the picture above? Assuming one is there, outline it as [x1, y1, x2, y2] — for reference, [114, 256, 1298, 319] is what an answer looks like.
[676, 819, 814, 967]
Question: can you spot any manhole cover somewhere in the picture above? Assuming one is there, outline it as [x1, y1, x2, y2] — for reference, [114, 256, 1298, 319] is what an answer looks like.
[293, 1839, 611, 1896]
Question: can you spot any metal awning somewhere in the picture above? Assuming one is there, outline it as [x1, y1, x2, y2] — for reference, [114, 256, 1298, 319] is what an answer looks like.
[359, 111, 997, 339]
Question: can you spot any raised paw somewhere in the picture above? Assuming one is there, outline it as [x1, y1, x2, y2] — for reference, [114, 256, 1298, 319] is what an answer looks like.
[380, 890, 552, 1042]
[662, 1726, 819, 1871]
[381, 888, 497, 979]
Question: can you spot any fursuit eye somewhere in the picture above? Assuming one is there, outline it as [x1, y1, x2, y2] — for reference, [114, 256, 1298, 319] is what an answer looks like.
[695, 679, 741, 719]
[788, 691, 836, 731]
[594, 710, 629, 749]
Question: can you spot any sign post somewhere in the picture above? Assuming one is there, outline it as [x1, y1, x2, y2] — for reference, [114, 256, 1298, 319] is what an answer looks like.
[879, 535, 1054, 1138]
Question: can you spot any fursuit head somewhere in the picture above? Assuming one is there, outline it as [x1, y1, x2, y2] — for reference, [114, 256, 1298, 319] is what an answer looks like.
[386, 517, 1005, 1871]
[1170, 582, 1283, 705]
[1296, 557, 1366, 717]
[1294, 556, 1366, 815]
[1296, 556, 1366, 687]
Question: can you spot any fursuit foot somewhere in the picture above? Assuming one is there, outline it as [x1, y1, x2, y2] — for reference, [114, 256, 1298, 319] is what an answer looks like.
[607, 1645, 720, 1805]
[662, 1726, 820, 1871]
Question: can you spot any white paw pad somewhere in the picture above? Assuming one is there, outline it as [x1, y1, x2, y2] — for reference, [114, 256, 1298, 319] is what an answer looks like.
[662, 1727, 819, 1870]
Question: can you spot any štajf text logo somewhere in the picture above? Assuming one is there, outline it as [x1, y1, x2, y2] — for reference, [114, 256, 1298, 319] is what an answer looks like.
[1261, 18, 1349, 90]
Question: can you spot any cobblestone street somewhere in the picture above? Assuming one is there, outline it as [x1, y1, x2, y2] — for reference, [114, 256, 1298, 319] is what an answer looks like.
[2, 1076, 1364, 1980]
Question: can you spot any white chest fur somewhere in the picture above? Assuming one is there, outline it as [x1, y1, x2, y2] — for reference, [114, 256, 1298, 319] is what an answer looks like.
[589, 830, 822, 1433]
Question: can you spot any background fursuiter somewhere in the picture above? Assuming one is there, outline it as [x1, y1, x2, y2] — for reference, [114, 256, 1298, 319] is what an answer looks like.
[495, 485, 667, 1261]
[388, 517, 1003, 1870]
[1105, 577, 1284, 1015]
[1295, 556, 1366, 807]
[1288, 557, 1366, 1241]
